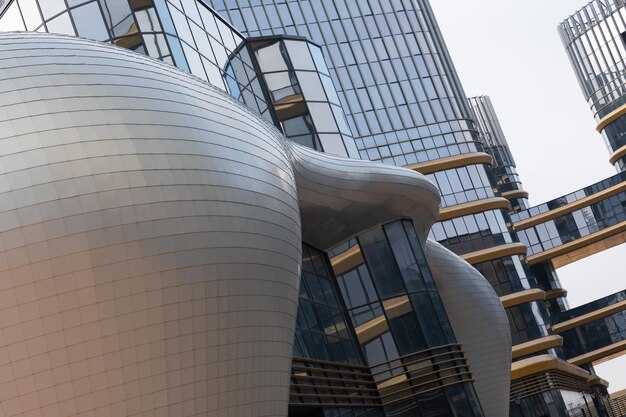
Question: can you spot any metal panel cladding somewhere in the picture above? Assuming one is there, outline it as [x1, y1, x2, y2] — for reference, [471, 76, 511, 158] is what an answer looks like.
[0, 32, 301, 417]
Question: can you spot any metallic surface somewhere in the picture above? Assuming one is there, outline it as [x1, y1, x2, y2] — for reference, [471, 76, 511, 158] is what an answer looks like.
[0, 0, 276, 122]
[207, 8, 553, 414]
[0, 31, 500, 417]
[291, 143, 441, 249]
[0, 33, 301, 417]
[425, 240, 512, 417]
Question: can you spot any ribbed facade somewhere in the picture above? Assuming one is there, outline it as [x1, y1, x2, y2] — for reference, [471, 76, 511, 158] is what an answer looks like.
[0, 33, 302, 417]
[211, 1, 617, 416]
[468, 96, 529, 213]
[560, 0, 626, 171]
[0, 1, 622, 417]
[0, 22, 511, 417]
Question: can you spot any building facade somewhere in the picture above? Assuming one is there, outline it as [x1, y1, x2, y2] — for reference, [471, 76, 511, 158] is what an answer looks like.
[0, 1, 515, 417]
[0, 31, 505, 417]
[0, 0, 623, 417]
[560, 0, 626, 173]
[206, 1, 618, 416]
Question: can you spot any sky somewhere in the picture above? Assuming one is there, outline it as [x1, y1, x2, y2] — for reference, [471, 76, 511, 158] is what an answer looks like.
[431, 0, 626, 392]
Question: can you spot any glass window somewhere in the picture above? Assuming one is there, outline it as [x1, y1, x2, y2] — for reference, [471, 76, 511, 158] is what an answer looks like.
[154, 0, 176, 34]
[135, 7, 161, 32]
[18, 0, 42, 30]
[308, 102, 338, 132]
[285, 40, 315, 70]
[297, 71, 327, 101]
[143, 33, 170, 60]
[320, 74, 340, 104]
[364, 331, 398, 365]
[410, 292, 446, 346]
[67, 0, 91, 6]
[253, 40, 288, 72]
[198, 5, 220, 40]
[71, 2, 109, 41]
[203, 57, 225, 90]
[189, 21, 212, 59]
[358, 228, 405, 299]
[182, 43, 207, 81]
[168, 4, 193, 45]
[388, 313, 427, 355]
[303, 271, 325, 304]
[210, 36, 228, 67]
[252, 5, 270, 30]
[99, 0, 134, 38]
[331, 105, 351, 135]
[38, 0, 65, 19]
[276, 2, 293, 26]
[180, 0, 201, 25]
[215, 17, 237, 51]
[264, 71, 297, 101]
[282, 113, 315, 137]
[0, 2, 25, 31]
[385, 221, 426, 292]
[318, 134, 348, 157]
[46, 12, 75, 36]
[166, 34, 190, 72]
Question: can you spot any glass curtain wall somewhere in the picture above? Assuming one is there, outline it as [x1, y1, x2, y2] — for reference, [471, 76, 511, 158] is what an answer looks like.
[0, 0, 275, 121]
[293, 243, 383, 417]
[336, 220, 484, 417]
[205, 7, 560, 415]
[559, 0, 626, 171]
[469, 96, 529, 213]
[205, 0, 486, 166]
[247, 35, 358, 156]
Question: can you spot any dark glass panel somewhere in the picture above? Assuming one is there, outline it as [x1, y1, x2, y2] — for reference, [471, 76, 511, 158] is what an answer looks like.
[358, 228, 405, 300]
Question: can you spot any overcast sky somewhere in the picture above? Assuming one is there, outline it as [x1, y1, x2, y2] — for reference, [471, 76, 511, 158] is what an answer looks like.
[431, 0, 626, 392]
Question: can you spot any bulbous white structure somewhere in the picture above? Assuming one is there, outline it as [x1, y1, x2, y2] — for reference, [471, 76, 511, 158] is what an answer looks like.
[425, 240, 512, 417]
[0, 32, 512, 417]
[0, 33, 301, 417]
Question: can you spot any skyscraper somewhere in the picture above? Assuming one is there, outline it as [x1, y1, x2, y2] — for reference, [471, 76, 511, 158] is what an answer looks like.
[208, 1, 622, 416]
[0, 1, 514, 417]
[0, 1, 623, 417]
[560, 0, 626, 172]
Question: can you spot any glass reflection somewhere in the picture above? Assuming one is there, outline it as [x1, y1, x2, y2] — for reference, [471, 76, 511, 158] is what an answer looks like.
[248, 35, 356, 156]
[0, 0, 275, 123]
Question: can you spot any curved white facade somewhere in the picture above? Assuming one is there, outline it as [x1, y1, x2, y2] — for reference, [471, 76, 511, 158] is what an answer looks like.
[0, 32, 514, 417]
[0, 33, 301, 417]
[291, 142, 440, 249]
[425, 240, 512, 417]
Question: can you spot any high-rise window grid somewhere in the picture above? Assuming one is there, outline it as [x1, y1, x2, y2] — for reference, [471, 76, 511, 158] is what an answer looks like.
[0, 0, 274, 120]
[206, 0, 484, 165]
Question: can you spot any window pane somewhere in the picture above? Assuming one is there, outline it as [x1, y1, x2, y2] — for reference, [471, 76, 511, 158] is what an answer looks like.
[0, 2, 25, 31]
[72, 2, 109, 41]
[46, 12, 75, 36]
[297, 71, 327, 101]
[285, 39, 315, 70]
[18, 0, 42, 30]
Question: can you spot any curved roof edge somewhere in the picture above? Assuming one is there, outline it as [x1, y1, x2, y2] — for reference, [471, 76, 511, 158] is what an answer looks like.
[290, 143, 441, 250]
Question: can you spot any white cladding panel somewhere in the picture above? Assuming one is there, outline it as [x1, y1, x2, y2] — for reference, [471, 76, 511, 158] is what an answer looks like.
[425, 240, 512, 417]
[0, 33, 301, 417]
[0, 32, 503, 417]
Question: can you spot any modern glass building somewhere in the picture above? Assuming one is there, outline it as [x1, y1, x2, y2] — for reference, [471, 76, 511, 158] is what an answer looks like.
[560, 0, 626, 172]
[0, 1, 516, 417]
[204, 2, 617, 416]
[0, 1, 623, 417]
[468, 96, 529, 213]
